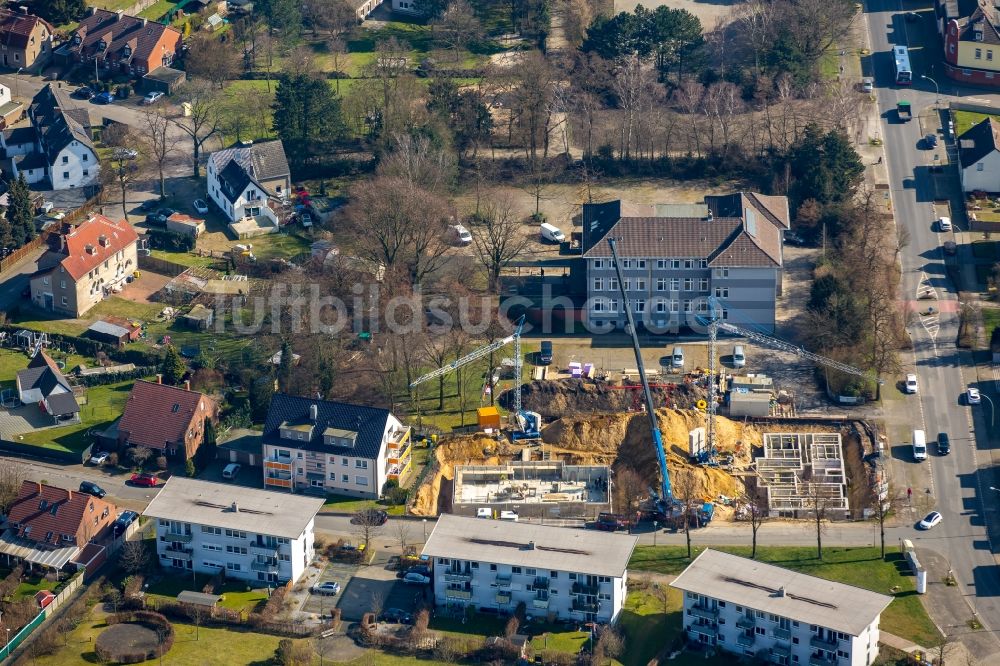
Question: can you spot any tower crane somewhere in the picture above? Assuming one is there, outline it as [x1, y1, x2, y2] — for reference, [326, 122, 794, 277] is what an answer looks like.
[607, 238, 672, 505]
[409, 315, 540, 438]
[696, 296, 881, 464]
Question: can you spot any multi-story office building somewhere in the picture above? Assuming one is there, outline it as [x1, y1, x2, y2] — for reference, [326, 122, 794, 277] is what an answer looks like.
[581, 192, 790, 334]
[142, 478, 323, 585]
[261, 394, 412, 498]
[422, 514, 638, 624]
[670, 550, 892, 666]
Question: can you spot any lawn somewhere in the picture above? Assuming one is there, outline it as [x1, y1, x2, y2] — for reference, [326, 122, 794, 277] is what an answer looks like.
[321, 494, 406, 517]
[7, 306, 88, 337]
[13, 576, 59, 600]
[145, 574, 268, 612]
[251, 232, 313, 262]
[629, 545, 943, 647]
[953, 110, 998, 137]
[617, 587, 681, 666]
[150, 248, 218, 268]
[17, 379, 138, 453]
[33, 615, 306, 666]
[983, 307, 1000, 340]
[137, 0, 177, 20]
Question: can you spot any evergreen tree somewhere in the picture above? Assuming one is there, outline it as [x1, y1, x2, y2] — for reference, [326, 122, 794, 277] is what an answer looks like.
[272, 74, 346, 159]
[277, 340, 293, 393]
[7, 174, 34, 248]
[160, 345, 187, 385]
[257, 0, 301, 38]
[249, 375, 274, 423]
[0, 208, 13, 254]
[35, 0, 85, 26]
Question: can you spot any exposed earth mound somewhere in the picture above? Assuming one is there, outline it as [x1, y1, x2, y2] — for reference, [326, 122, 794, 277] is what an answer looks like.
[516, 378, 706, 418]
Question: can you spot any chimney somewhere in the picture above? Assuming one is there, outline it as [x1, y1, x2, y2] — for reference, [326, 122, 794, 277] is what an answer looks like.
[776, 587, 785, 598]
[115, 9, 124, 20]
[142, 17, 147, 26]
[156, 374, 162, 384]
[527, 541, 535, 550]
[705, 211, 714, 222]
[37, 481, 42, 493]
[67, 488, 73, 500]
[85, 243, 95, 254]
[98, 234, 108, 247]
[89, 5, 97, 14]
[309, 404, 318, 421]
[184, 380, 191, 391]
[231, 501, 239, 512]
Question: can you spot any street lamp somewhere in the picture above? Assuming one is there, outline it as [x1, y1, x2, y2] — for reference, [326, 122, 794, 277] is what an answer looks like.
[13, 67, 22, 100]
[982, 394, 995, 428]
[921, 74, 940, 107]
[422, 518, 427, 542]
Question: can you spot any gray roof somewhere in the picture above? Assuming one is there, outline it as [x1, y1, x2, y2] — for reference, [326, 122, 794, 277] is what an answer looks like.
[142, 477, 323, 539]
[669, 550, 893, 636]
[958, 117, 1000, 168]
[46, 391, 80, 416]
[87, 319, 130, 338]
[29, 84, 95, 164]
[422, 514, 638, 578]
[581, 192, 788, 268]
[4, 125, 36, 147]
[262, 393, 392, 460]
[16, 351, 72, 397]
[177, 590, 221, 606]
[210, 140, 290, 203]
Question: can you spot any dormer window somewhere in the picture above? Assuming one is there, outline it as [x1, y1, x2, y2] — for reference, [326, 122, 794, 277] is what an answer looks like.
[977, 30, 984, 41]
[97, 40, 106, 51]
[39, 499, 47, 510]
[123, 46, 131, 57]
[72, 35, 81, 45]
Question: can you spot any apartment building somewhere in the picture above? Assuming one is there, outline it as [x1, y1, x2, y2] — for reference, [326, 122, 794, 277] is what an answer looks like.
[29, 215, 137, 317]
[261, 394, 412, 498]
[581, 192, 790, 335]
[670, 550, 892, 666]
[422, 514, 638, 624]
[142, 478, 323, 585]
[941, 1, 1000, 86]
[60, 8, 181, 77]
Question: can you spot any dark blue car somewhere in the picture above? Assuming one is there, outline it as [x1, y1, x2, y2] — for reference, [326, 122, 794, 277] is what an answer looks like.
[92, 92, 115, 104]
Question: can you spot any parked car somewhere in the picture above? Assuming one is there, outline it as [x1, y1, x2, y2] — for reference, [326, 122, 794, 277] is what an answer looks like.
[139, 199, 160, 212]
[193, 199, 209, 214]
[79, 481, 106, 498]
[350, 509, 388, 526]
[89, 450, 109, 465]
[539, 340, 553, 365]
[142, 91, 164, 105]
[129, 473, 160, 487]
[783, 231, 806, 246]
[937, 432, 951, 455]
[943, 240, 957, 256]
[381, 608, 413, 624]
[918, 511, 943, 530]
[222, 463, 240, 480]
[114, 147, 138, 160]
[92, 91, 115, 105]
[904, 10, 920, 21]
[937, 216, 952, 232]
[406, 565, 431, 578]
[311, 581, 341, 595]
[73, 86, 95, 99]
[904, 373, 919, 394]
[450, 224, 472, 246]
[145, 208, 176, 225]
[861, 77, 874, 93]
[924, 133, 939, 148]
[402, 572, 431, 585]
[113, 510, 138, 536]
[968, 387, 982, 404]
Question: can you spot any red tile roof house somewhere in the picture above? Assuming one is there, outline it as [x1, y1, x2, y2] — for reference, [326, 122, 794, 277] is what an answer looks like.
[0, 8, 55, 72]
[117, 378, 218, 461]
[58, 8, 182, 78]
[0, 481, 117, 573]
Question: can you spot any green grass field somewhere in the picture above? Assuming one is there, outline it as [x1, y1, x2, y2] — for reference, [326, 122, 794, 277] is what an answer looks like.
[629, 545, 943, 648]
[149, 249, 218, 268]
[17, 379, 137, 452]
[13, 576, 59, 600]
[953, 110, 998, 136]
[321, 494, 406, 516]
[983, 307, 1000, 340]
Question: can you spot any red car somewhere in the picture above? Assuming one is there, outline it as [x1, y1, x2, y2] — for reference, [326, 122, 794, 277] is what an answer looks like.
[130, 473, 160, 487]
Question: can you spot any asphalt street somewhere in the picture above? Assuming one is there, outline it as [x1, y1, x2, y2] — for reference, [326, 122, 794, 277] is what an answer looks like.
[864, 0, 1000, 656]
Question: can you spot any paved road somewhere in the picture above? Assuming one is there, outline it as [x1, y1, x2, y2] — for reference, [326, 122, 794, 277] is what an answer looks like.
[864, 0, 1000, 657]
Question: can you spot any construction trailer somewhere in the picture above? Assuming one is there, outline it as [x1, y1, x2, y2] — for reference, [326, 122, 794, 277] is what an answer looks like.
[756, 433, 849, 519]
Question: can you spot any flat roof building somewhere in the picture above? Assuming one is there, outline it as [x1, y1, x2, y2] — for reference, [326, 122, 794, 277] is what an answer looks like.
[670, 550, 892, 666]
[422, 514, 638, 624]
[142, 478, 323, 585]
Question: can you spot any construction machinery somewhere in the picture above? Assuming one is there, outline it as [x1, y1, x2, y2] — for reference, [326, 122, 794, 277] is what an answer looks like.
[607, 238, 673, 506]
[409, 315, 541, 439]
[697, 296, 880, 465]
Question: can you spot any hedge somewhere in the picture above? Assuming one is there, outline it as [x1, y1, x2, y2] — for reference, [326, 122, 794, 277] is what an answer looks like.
[98, 610, 174, 664]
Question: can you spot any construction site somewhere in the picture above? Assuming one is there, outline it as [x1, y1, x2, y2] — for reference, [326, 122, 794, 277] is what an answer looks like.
[411, 379, 881, 525]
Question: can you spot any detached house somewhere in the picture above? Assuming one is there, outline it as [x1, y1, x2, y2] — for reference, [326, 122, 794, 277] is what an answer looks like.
[206, 140, 291, 236]
[117, 378, 218, 460]
[15, 351, 80, 423]
[0, 8, 55, 71]
[29, 215, 138, 317]
[261, 394, 412, 497]
[957, 116, 1000, 192]
[2, 84, 98, 190]
[582, 192, 790, 334]
[0, 481, 118, 572]
[59, 7, 181, 78]
[942, 1, 1000, 86]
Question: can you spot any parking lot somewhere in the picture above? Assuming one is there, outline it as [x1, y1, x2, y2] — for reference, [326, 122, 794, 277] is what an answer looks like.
[300, 560, 359, 616]
[324, 552, 430, 621]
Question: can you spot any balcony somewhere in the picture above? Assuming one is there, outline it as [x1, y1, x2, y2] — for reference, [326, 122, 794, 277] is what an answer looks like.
[689, 622, 716, 638]
[445, 588, 472, 600]
[164, 531, 192, 543]
[251, 560, 279, 573]
[571, 582, 599, 596]
[810, 656, 837, 666]
[264, 456, 292, 471]
[773, 627, 792, 640]
[495, 592, 512, 604]
[532, 597, 550, 610]
[532, 577, 550, 590]
[572, 600, 601, 614]
[250, 543, 278, 556]
[387, 426, 411, 448]
[163, 545, 191, 561]
[809, 635, 838, 651]
[495, 574, 512, 588]
[688, 604, 718, 620]
[736, 616, 756, 630]
[265, 476, 292, 489]
[769, 644, 792, 661]
[736, 633, 755, 648]
[444, 571, 473, 582]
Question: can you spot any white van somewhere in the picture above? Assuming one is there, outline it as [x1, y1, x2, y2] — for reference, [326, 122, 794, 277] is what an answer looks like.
[671, 346, 685, 369]
[451, 224, 472, 246]
[732, 345, 746, 368]
[499, 510, 519, 522]
[912, 430, 927, 461]
[222, 463, 241, 480]
[540, 222, 565, 243]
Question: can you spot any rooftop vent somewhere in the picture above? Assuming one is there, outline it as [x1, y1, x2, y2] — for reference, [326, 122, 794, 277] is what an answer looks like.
[705, 211, 714, 222]
[231, 501, 239, 512]
[310, 404, 318, 421]
[527, 541, 535, 550]
[85, 243, 95, 254]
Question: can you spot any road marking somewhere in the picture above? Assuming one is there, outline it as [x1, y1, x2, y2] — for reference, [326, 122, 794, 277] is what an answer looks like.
[916, 271, 937, 300]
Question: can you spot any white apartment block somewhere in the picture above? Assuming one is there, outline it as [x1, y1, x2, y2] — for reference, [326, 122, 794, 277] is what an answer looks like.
[261, 394, 413, 498]
[142, 477, 323, 585]
[422, 515, 638, 624]
[670, 550, 892, 666]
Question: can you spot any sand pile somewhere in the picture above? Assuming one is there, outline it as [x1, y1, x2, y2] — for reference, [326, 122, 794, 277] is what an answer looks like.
[410, 434, 518, 516]
[517, 379, 705, 418]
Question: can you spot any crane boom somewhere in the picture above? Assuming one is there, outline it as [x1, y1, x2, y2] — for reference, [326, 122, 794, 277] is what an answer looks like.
[409, 320, 522, 388]
[607, 238, 672, 502]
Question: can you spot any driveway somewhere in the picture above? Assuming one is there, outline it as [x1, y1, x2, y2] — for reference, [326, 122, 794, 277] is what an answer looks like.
[0, 403, 61, 439]
[298, 560, 359, 618]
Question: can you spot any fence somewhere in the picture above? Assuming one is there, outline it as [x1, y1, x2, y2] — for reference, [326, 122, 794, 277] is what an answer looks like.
[0, 230, 51, 274]
[138, 254, 189, 277]
[0, 571, 84, 660]
[0, 436, 91, 464]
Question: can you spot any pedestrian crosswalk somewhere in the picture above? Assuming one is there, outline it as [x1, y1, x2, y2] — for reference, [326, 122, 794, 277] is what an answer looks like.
[916, 272, 939, 341]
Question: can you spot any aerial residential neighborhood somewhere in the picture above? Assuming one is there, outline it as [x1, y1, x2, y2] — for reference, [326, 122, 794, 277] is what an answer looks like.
[0, 0, 996, 663]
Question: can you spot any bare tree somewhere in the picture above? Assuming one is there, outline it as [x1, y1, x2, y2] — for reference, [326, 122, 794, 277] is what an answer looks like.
[433, 0, 482, 53]
[869, 476, 901, 560]
[0, 461, 28, 514]
[740, 478, 768, 559]
[612, 466, 644, 528]
[804, 481, 830, 560]
[185, 33, 241, 88]
[468, 196, 531, 293]
[128, 445, 153, 470]
[104, 146, 144, 220]
[674, 467, 700, 559]
[138, 109, 180, 200]
[393, 520, 411, 556]
[173, 82, 222, 178]
[370, 589, 386, 624]
[119, 540, 150, 574]
[328, 36, 347, 95]
[352, 508, 386, 551]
